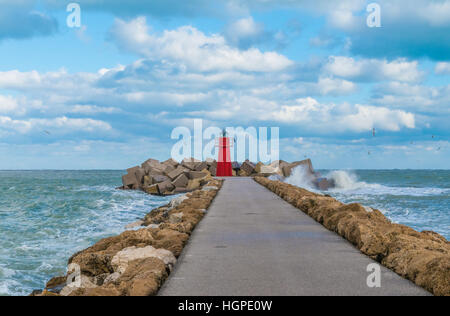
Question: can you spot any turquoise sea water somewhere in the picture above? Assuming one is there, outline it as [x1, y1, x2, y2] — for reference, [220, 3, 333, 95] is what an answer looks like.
[0, 170, 449, 296]
[0, 171, 172, 296]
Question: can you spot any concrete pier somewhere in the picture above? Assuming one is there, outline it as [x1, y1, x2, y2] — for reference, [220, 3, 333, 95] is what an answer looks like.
[159, 177, 428, 296]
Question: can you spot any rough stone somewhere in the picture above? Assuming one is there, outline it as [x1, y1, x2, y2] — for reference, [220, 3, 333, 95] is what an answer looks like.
[187, 178, 202, 191]
[122, 173, 138, 188]
[231, 161, 241, 170]
[152, 175, 169, 184]
[182, 162, 198, 170]
[134, 168, 146, 186]
[187, 171, 208, 180]
[194, 162, 208, 172]
[142, 160, 165, 175]
[143, 175, 153, 188]
[111, 246, 176, 274]
[209, 164, 217, 176]
[127, 166, 140, 174]
[145, 184, 159, 195]
[283, 159, 315, 177]
[125, 221, 144, 230]
[60, 275, 97, 296]
[238, 169, 249, 177]
[169, 213, 184, 224]
[168, 195, 189, 210]
[240, 160, 255, 175]
[162, 158, 179, 168]
[172, 173, 189, 188]
[157, 180, 175, 194]
[117, 257, 168, 296]
[163, 165, 176, 176]
[168, 166, 187, 180]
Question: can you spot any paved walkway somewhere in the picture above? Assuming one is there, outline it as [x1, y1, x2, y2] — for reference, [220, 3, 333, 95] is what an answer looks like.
[159, 177, 428, 296]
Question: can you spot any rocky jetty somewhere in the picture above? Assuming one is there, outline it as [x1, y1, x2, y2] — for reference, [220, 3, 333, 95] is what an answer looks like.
[121, 157, 334, 195]
[254, 177, 450, 296]
[119, 158, 217, 195]
[33, 178, 223, 296]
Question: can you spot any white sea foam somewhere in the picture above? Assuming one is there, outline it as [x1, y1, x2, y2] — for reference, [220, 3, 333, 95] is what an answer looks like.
[285, 165, 317, 190]
[285, 166, 449, 197]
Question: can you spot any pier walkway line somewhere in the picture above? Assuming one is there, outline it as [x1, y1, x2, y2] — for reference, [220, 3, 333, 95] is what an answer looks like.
[159, 177, 428, 296]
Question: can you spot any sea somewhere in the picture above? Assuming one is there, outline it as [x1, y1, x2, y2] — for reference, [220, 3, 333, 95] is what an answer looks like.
[0, 170, 173, 296]
[0, 169, 449, 296]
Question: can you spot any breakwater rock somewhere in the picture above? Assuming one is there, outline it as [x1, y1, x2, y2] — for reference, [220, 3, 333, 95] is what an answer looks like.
[254, 177, 450, 296]
[33, 178, 223, 296]
[120, 158, 217, 195]
[121, 157, 334, 195]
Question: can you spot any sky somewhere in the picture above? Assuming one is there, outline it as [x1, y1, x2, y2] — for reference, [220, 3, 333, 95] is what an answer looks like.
[0, 0, 449, 170]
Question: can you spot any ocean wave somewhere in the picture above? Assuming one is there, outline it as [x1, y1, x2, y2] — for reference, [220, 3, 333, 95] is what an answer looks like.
[285, 167, 449, 197]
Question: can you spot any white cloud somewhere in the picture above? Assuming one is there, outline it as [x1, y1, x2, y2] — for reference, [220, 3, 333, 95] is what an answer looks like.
[70, 105, 121, 115]
[324, 57, 423, 82]
[435, 62, 450, 75]
[340, 105, 415, 132]
[110, 17, 293, 72]
[373, 82, 450, 114]
[316, 77, 356, 95]
[224, 17, 265, 47]
[0, 95, 20, 114]
[263, 98, 415, 133]
[0, 116, 111, 135]
[0, 70, 41, 89]
[328, 9, 360, 31]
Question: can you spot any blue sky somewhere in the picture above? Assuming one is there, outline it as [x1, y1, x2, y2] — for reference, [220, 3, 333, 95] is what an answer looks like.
[0, 0, 449, 169]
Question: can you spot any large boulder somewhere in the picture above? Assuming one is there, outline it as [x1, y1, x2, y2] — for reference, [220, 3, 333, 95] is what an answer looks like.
[127, 166, 140, 174]
[111, 246, 176, 274]
[231, 162, 241, 171]
[182, 161, 198, 170]
[283, 159, 315, 177]
[163, 164, 176, 176]
[152, 175, 169, 184]
[187, 171, 208, 180]
[162, 159, 179, 168]
[240, 160, 255, 175]
[116, 257, 168, 296]
[145, 184, 159, 195]
[142, 176, 152, 188]
[172, 174, 189, 188]
[208, 164, 217, 176]
[157, 180, 175, 194]
[168, 166, 187, 181]
[194, 162, 208, 172]
[142, 159, 159, 167]
[142, 160, 165, 175]
[122, 173, 138, 189]
[134, 168, 146, 187]
[187, 178, 202, 191]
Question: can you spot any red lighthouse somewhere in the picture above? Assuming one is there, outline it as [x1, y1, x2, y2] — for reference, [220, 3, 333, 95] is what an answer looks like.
[216, 130, 233, 177]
